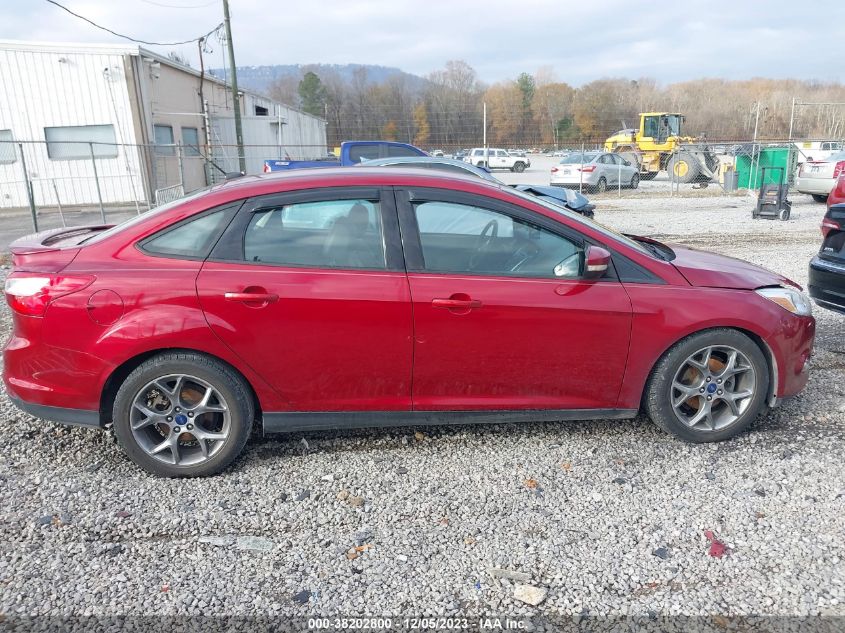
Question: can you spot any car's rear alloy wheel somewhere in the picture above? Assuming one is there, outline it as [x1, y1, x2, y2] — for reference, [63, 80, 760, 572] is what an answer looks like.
[595, 177, 607, 193]
[645, 329, 769, 442]
[113, 353, 253, 477]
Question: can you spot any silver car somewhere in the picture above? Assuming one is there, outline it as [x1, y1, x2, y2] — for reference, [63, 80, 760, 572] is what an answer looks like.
[796, 150, 845, 202]
[550, 151, 640, 192]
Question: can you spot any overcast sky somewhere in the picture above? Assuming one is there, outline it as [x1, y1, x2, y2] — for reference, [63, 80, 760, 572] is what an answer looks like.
[2, 0, 842, 85]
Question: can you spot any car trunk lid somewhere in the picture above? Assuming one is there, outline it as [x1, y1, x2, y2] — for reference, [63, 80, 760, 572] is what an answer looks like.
[9, 225, 110, 272]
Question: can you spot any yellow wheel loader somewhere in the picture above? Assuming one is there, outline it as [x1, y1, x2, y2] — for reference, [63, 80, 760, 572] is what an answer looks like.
[604, 113, 720, 183]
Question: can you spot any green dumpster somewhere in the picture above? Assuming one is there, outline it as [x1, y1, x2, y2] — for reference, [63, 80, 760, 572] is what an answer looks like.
[734, 147, 797, 189]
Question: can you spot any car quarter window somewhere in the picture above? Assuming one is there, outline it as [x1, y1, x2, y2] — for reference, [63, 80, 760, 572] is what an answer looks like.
[141, 208, 231, 258]
[412, 201, 583, 279]
[243, 199, 386, 270]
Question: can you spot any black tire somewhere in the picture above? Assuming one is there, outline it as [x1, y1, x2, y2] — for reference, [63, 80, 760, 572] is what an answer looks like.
[112, 352, 254, 477]
[666, 152, 702, 184]
[641, 172, 658, 181]
[811, 194, 828, 203]
[512, 161, 526, 173]
[595, 177, 607, 193]
[629, 172, 640, 189]
[644, 329, 769, 443]
[779, 206, 791, 221]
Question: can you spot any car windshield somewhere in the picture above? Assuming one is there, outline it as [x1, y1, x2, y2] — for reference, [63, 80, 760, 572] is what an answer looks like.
[503, 186, 653, 257]
[559, 153, 598, 164]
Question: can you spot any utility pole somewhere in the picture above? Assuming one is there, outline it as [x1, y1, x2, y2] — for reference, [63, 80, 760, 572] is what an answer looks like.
[222, 0, 246, 173]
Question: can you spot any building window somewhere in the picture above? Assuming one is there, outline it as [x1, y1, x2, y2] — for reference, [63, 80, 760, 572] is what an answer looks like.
[182, 127, 201, 156]
[154, 124, 175, 156]
[254, 105, 269, 116]
[0, 129, 16, 164]
[44, 125, 118, 160]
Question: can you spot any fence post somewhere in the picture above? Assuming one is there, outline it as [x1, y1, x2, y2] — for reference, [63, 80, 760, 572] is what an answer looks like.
[618, 157, 622, 197]
[177, 142, 185, 191]
[89, 142, 106, 223]
[18, 143, 38, 233]
[579, 141, 585, 194]
[52, 180, 67, 228]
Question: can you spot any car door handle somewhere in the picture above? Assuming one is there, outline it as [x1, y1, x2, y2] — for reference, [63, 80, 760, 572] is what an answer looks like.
[225, 292, 279, 303]
[432, 298, 482, 309]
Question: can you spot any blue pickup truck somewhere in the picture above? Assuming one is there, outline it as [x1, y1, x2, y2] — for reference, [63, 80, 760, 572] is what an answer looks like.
[263, 141, 427, 172]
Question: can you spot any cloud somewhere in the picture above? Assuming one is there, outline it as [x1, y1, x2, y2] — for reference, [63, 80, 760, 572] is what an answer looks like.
[1, 0, 841, 85]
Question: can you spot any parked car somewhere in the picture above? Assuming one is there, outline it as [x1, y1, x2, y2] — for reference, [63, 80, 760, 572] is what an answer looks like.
[825, 172, 845, 209]
[4, 168, 814, 477]
[795, 150, 845, 202]
[357, 156, 594, 217]
[464, 148, 530, 172]
[430, 149, 445, 157]
[508, 150, 527, 158]
[263, 141, 426, 172]
[551, 151, 640, 192]
[808, 203, 845, 314]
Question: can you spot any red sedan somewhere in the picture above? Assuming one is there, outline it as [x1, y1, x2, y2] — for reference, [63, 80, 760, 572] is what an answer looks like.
[3, 169, 815, 477]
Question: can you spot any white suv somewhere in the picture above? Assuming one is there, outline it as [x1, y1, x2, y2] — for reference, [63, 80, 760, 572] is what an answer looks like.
[464, 148, 530, 172]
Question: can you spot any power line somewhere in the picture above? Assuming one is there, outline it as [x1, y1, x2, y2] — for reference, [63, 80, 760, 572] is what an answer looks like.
[45, 0, 223, 46]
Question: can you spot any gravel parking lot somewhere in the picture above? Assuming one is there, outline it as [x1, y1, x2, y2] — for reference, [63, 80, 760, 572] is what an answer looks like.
[1, 179, 844, 627]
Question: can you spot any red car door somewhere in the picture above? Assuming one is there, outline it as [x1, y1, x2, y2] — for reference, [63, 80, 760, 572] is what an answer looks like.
[196, 187, 413, 412]
[397, 189, 633, 411]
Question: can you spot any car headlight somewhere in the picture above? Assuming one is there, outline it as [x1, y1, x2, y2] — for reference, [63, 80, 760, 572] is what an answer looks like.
[756, 286, 813, 316]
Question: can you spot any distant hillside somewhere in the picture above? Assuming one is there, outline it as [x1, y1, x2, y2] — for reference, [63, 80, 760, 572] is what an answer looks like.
[210, 63, 428, 96]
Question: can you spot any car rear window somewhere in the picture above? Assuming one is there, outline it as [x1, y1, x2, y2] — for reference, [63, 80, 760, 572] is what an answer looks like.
[559, 153, 598, 164]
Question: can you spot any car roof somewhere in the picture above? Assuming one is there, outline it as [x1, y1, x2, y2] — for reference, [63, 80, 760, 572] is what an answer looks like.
[359, 156, 471, 168]
[208, 166, 497, 199]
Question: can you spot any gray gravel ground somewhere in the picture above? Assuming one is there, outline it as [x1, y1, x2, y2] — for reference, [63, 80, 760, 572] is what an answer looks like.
[0, 188, 844, 626]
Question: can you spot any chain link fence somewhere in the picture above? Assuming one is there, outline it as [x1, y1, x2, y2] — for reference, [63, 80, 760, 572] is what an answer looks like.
[0, 136, 831, 238]
[0, 140, 328, 234]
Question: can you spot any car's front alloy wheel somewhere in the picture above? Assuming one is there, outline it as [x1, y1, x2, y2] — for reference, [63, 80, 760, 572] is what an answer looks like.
[113, 352, 254, 477]
[645, 329, 769, 442]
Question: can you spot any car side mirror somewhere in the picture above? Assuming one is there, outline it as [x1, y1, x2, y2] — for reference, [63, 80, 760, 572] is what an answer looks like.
[583, 245, 611, 280]
[623, 160, 631, 166]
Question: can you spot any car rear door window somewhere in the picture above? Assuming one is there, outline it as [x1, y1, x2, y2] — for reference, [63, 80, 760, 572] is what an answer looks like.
[413, 201, 582, 278]
[244, 199, 386, 270]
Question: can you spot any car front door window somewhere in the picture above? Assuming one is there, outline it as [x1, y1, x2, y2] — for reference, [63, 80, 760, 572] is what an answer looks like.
[413, 201, 582, 278]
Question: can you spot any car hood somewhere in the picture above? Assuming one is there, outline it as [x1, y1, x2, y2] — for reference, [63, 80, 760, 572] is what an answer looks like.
[669, 243, 799, 290]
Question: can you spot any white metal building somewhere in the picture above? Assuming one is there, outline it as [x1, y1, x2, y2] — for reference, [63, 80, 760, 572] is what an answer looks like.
[0, 40, 328, 210]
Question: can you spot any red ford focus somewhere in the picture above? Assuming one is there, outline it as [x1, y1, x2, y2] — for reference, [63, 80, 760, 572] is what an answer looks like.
[3, 169, 815, 477]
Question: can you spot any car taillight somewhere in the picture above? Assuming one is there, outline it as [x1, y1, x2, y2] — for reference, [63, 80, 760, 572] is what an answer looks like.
[551, 167, 558, 173]
[821, 217, 840, 238]
[579, 165, 596, 173]
[4, 273, 94, 316]
[833, 161, 845, 179]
